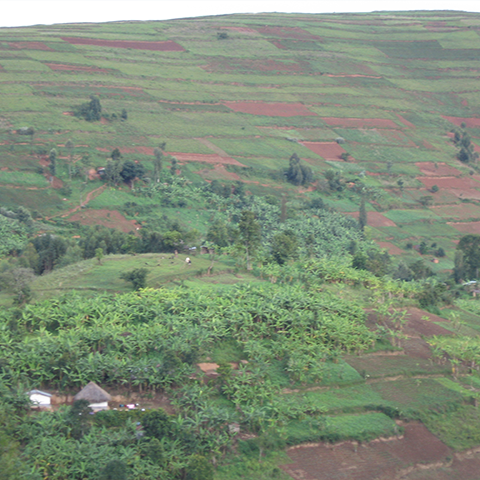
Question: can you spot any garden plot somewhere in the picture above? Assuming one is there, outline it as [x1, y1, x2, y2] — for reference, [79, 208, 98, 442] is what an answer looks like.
[442, 115, 480, 128]
[449, 221, 480, 235]
[417, 176, 480, 190]
[375, 241, 404, 255]
[320, 117, 399, 129]
[60, 37, 185, 51]
[45, 63, 112, 73]
[67, 209, 139, 233]
[223, 101, 317, 117]
[431, 203, 480, 220]
[415, 162, 462, 176]
[9, 41, 53, 51]
[255, 26, 321, 39]
[282, 423, 451, 480]
[202, 58, 307, 74]
[345, 211, 397, 227]
[300, 141, 347, 160]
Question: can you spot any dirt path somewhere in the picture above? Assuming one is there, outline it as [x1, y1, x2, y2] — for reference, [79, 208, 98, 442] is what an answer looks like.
[195, 138, 230, 157]
[46, 184, 106, 220]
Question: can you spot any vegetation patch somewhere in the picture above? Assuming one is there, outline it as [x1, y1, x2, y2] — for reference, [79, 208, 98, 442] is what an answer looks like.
[60, 36, 185, 51]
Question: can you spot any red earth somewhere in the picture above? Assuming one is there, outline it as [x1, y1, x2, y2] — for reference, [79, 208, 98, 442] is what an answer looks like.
[345, 211, 397, 227]
[194, 164, 241, 182]
[300, 142, 347, 160]
[376, 241, 404, 255]
[223, 101, 316, 117]
[320, 117, 399, 129]
[255, 26, 321, 40]
[449, 221, 480, 235]
[417, 176, 480, 190]
[431, 203, 480, 220]
[46, 63, 111, 73]
[168, 152, 245, 167]
[415, 162, 462, 176]
[442, 115, 480, 129]
[68, 209, 139, 233]
[404, 307, 452, 337]
[282, 423, 451, 480]
[9, 41, 53, 50]
[395, 113, 416, 128]
[60, 37, 184, 51]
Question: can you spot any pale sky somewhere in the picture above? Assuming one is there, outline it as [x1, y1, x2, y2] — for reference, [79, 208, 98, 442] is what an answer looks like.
[1, 0, 480, 28]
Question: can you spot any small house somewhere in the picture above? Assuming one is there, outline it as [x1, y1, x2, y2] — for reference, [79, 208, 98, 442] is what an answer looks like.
[74, 382, 111, 411]
[28, 389, 52, 408]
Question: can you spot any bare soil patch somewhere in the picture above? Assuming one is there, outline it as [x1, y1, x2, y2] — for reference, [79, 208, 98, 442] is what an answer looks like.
[9, 41, 53, 51]
[223, 101, 316, 117]
[282, 423, 451, 480]
[61, 37, 184, 51]
[395, 113, 416, 128]
[415, 162, 461, 177]
[417, 176, 480, 190]
[301, 142, 347, 160]
[449, 221, 480, 235]
[345, 211, 397, 227]
[404, 307, 452, 337]
[431, 203, 480, 220]
[376, 241, 404, 255]
[68, 209, 139, 233]
[195, 164, 241, 182]
[321, 117, 399, 129]
[46, 63, 111, 73]
[442, 116, 480, 129]
[169, 152, 245, 167]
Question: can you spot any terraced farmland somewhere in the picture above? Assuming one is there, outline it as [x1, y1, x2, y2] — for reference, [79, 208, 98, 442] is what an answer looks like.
[2, 11, 480, 264]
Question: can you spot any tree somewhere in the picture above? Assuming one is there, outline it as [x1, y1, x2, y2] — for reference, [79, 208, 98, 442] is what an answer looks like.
[66, 400, 92, 440]
[111, 148, 122, 161]
[120, 161, 145, 187]
[358, 196, 367, 231]
[237, 211, 261, 270]
[270, 230, 297, 265]
[454, 250, 465, 283]
[65, 139, 74, 180]
[185, 455, 214, 480]
[206, 220, 230, 248]
[457, 234, 480, 279]
[95, 247, 104, 265]
[142, 408, 171, 439]
[153, 148, 163, 182]
[285, 153, 313, 186]
[75, 95, 102, 121]
[120, 268, 148, 290]
[49, 148, 57, 177]
[171, 157, 178, 175]
[121, 109, 128, 120]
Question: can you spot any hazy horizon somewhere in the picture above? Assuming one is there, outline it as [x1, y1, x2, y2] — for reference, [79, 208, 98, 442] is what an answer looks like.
[2, 0, 480, 28]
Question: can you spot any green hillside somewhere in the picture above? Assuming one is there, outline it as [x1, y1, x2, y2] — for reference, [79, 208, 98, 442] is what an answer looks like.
[3, 11, 480, 480]
[1, 11, 480, 264]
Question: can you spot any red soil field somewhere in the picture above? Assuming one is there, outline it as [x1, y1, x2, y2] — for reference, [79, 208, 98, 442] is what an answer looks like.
[346, 211, 397, 227]
[321, 117, 399, 128]
[376, 241, 404, 255]
[195, 164, 241, 182]
[223, 101, 316, 117]
[395, 113, 416, 128]
[97, 146, 155, 155]
[473, 143, 480, 153]
[255, 26, 320, 40]
[9, 41, 53, 51]
[449, 221, 480, 235]
[169, 152, 246, 167]
[417, 176, 480, 190]
[282, 423, 451, 480]
[404, 307, 452, 337]
[431, 203, 480, 220]
[46, 63, 110, 73]
[60, 37, 184, 51]
[301, 142, 346, 159]
[68, 209, 139, 234]
[415, 162, 461, 176]
[442, 115, 480, 129]
[324, 73, 382, 78]
[452, 189, 480, 200]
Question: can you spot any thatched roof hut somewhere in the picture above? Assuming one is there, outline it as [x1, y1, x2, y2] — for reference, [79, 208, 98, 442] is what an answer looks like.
[74, 382, 111, 410]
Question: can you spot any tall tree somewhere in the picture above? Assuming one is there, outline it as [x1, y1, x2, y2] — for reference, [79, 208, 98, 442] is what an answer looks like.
[286, 153, 313, 186]
[48, 148, 57, 177]
[153, 147, 163, 182]
[457, 234, 480, 280]
[65, 139, 74, 180]
[359, 196, 367, 231]
[237, 211, 261, 270]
